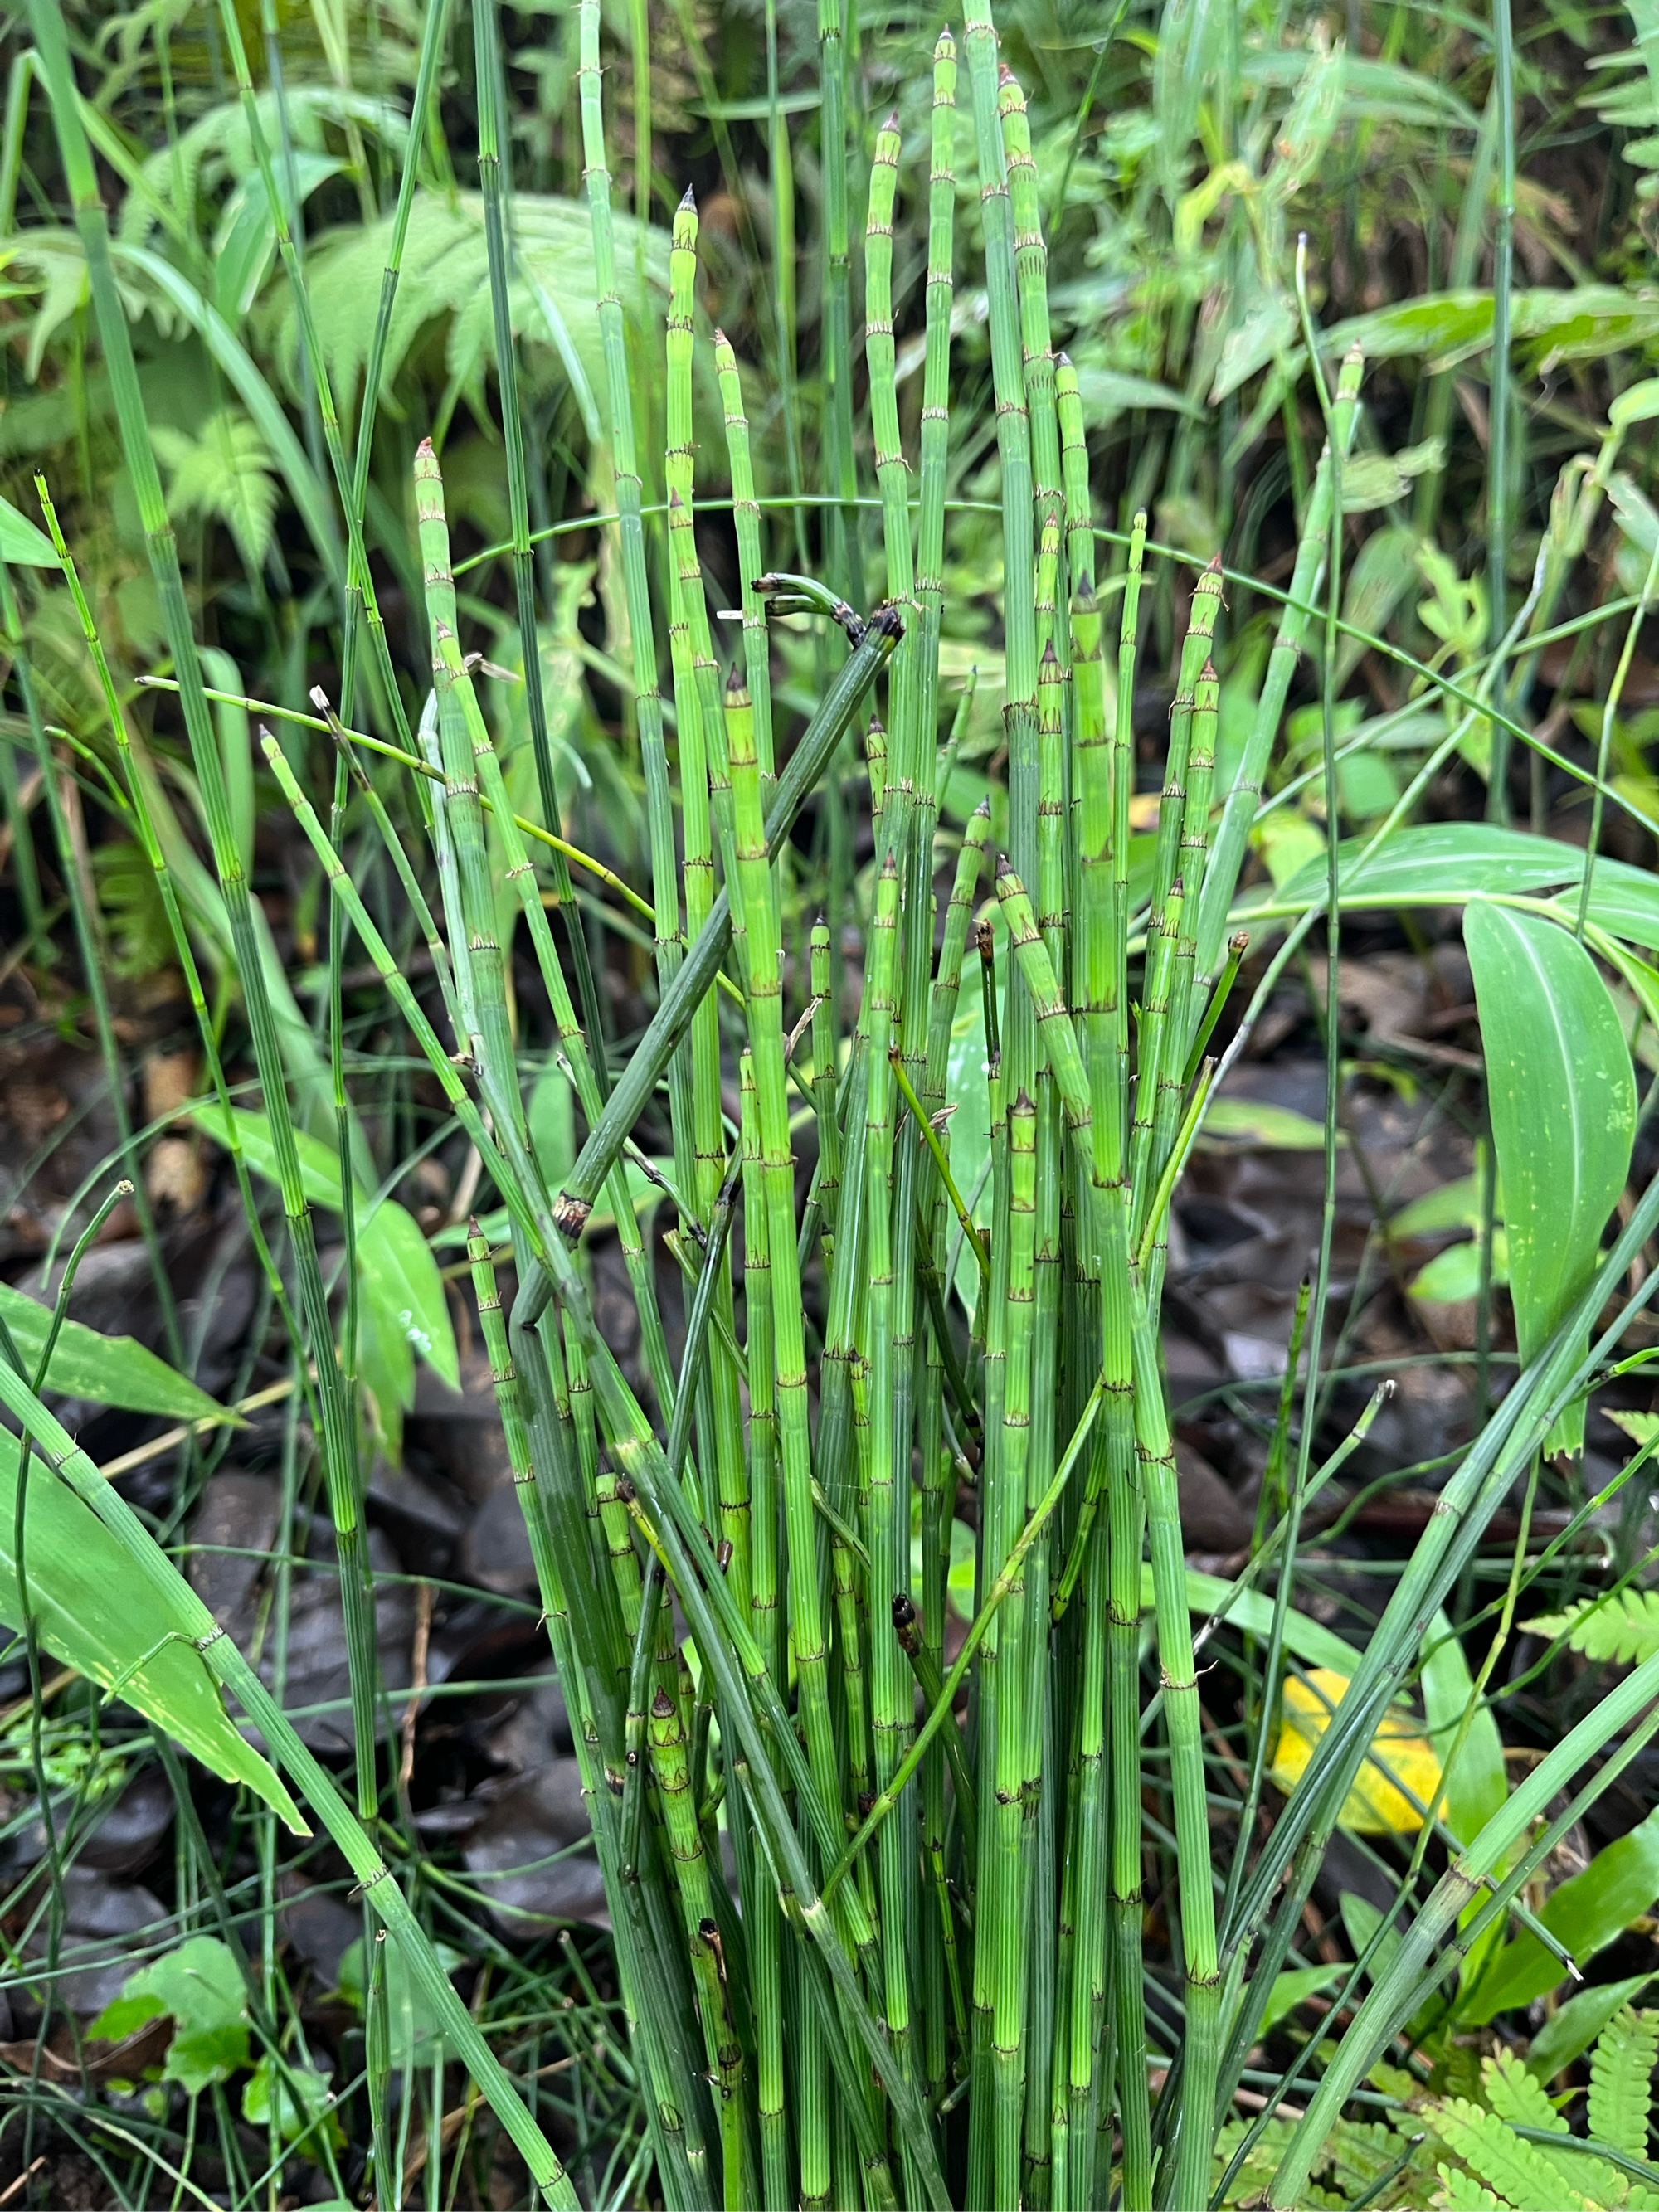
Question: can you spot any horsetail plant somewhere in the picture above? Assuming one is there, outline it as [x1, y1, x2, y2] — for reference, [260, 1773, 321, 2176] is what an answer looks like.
[24, 2, 1659, 2210]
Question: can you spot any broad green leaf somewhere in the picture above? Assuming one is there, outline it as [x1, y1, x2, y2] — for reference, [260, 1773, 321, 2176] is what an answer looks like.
[1420, 1614, 1507, 1849]
[93, 1937, 250, 2093]
[1176, 1571, 1364, 1674]
[1526, 1973, 1655, 2083]
[1075, 367, 1205, 421]
[241, 2051, 343, 2150]
[0, 491, 56, 565]
[1339, 1894, 1404, 1989]
[1329, 285, 1659, 371]
[0, 1406, 305, 1831]
[1258, 1962, 1344, 2034]
[1392, 1169, 1500, 1239]
[335, 1932, 465, 2066]
[1462, 1806, 1659, 2024]
[1408, 1229, 1509, 1305]
[1577, 856, 1659, 952]
[1198, 1098, 1335, 1150]
[1272, 824, 1583, 913]
[354, 1190, 460, 1393]
[1611, 377, 1659, 430]
[189, 1106, 458, 1399]
[1466, 903, 1635, 1456]
[1339, 440, 1443, 515]
[0, 1281, 229, 1422]
[1250, 807, 1326, 890]
[1338, 523, 1420, 683]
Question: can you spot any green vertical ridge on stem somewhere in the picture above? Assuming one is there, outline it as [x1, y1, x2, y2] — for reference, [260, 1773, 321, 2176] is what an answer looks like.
[725, 664, 844, 1852]
[863, 853, 920, 2151]
[714, 332, 776, 780]
[469, 1227, 701, 2209]
[739, 1048, 791, 2210]
[998, 65, 1061, 534]
[647, 1681, 753, 2210]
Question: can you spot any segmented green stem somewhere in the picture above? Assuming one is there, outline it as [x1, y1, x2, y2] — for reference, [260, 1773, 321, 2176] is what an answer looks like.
[917, 32, 958, 780]
[714, 331, 776, 780]
[1146, 559, 1224, 945]
[810, 917, 844, 1266]
[558, 608, 900, 1223]
[999, 66, 1060, 533]
[725, 668, 841, 1836]
[739, 1052, 788, 2208]
[647, 1683, 752, 2209]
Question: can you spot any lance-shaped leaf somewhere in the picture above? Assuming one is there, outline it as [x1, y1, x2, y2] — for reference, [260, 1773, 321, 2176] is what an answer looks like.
[1466, 903, 1635, 1456]
[0, 1282, 231, 1422]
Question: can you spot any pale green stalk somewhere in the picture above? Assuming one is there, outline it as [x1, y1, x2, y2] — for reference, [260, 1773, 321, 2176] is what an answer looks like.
[340, 0, 455, 726]
[208, 0, 411, 750]
[664, 194, 750, 1601]
[810, 917, 844, 1268]
[1025, 585, 1068, 2212]
[1052, 562, 1110, 2130]
[413, 443, 673, 1461]
[917, 31, 958, 779]
[1145, 657, 1218, 1300]
[577, 0, 685, 1095]
[985, 1087, 1037, 2210]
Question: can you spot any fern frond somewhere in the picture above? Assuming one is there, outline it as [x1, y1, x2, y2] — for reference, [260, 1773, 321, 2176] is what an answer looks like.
[1433, 2165, 1520, 2212]
[1429, 2098, 1598, 2212]
[1484, 2046, 1568, 2136]
[1588, 2005, 1659, 2164]
[1477, 2045, 1599, 2196]
[1522, 1590, 1659, 1666]
[288, 192, 667, 425]
[152, 408, 277, 576]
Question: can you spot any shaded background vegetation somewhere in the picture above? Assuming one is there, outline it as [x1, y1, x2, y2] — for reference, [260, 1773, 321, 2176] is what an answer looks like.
[7, 0, 1659, 2205]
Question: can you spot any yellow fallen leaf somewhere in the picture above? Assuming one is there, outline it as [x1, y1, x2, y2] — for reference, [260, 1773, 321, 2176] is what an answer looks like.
[1267, 1668, 1444, 1835]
